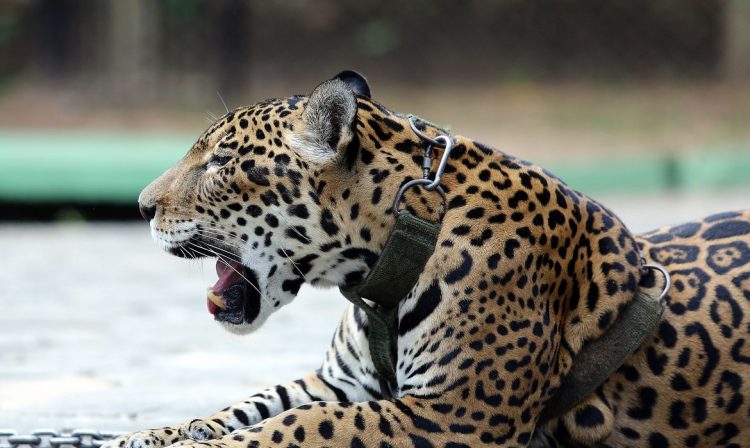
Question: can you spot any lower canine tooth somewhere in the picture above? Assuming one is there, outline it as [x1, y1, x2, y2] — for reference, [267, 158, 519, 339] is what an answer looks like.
[207, 288, 227, 309]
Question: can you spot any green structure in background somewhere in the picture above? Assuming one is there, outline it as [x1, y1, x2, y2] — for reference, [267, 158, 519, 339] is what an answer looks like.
[0, 132, 194, 203]
[0, 132, 749, 204]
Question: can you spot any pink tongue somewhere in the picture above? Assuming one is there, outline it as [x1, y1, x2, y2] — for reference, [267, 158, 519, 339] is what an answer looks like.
[212, 260, 244, 294]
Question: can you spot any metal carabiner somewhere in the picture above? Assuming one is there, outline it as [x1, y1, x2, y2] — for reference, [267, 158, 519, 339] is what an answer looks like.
[424, 135, 453, 191]
[392, 117, 454, 217]
[408, 116, 448, 148]
[407, 116, 455, 191]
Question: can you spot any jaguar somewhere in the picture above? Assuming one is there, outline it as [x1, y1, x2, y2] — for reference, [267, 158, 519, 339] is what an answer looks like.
[111, 71, 750, 447]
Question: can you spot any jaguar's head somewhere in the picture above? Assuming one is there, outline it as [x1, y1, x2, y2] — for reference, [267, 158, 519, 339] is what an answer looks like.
[138, 71, 433, 334]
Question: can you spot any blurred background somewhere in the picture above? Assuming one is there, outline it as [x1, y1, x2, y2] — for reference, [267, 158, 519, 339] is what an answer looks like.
[1, 0, 749, 434]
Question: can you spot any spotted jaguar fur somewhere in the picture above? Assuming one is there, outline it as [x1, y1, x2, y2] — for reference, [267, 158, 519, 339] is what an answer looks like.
[110, 71, 750, 447]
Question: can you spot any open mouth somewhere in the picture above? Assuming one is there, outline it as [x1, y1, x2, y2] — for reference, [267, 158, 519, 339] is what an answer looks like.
[207, 260, 262, 325]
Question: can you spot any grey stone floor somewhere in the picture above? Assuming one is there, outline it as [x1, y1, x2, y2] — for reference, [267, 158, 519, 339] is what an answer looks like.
[1, 189, 748, 432]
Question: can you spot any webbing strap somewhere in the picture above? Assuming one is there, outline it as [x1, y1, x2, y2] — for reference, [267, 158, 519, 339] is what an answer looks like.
[340, 211, 441, 308]
[339, 210, 441, 388]
[341, 294, 400, 387]
[539, 291, 666, 422]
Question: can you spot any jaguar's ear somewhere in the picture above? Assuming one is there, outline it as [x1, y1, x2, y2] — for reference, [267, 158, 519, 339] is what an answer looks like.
[333, 70, 371, 98]
[299, 77, 358, 163]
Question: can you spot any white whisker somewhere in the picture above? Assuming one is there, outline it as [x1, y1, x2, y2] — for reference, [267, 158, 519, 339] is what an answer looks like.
[197, 225, 245, 241]
[197, 233, 246, 255]
[199, 228, 243, 240]
[270, 206, 312, 243]
[217, 91, 229, 113]
[198, 224, 309, 282]
[198, 230, 241, 243]
[194, 238, 242, 263]
[273, 242, 308, 283]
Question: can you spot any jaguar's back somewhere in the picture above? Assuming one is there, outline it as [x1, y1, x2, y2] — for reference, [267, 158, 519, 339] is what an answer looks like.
[542, 211, 750, 446]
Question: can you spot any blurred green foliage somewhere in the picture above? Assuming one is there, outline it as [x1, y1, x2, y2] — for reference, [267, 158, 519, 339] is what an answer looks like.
[0, 9, 22, 87]
[357, 19, 400, 57]
[0, 13, 20, 43]
[162, 0, 204, 24]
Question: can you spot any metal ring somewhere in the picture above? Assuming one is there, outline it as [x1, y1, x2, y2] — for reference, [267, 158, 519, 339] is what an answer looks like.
[642, 263, 672, 303]
[392, 178, 447, 217]
[408, 116, 449, 147]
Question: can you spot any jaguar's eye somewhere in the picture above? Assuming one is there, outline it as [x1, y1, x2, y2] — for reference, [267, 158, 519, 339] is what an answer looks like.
[208, 154, 232, 167]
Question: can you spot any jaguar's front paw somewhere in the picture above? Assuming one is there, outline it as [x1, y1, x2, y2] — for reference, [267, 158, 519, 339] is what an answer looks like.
[102, 421, 226, 448]
[167, 432, 249, 448]
[183, 420, 227, 441]
[103, 428, 181, 448]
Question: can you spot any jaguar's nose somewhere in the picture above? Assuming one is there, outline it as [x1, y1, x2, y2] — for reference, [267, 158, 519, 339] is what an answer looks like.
[139, 203, 157, 221]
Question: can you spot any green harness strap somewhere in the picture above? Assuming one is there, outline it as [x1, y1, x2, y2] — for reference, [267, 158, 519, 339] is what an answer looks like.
[340, 209, 666, 422]
[538, 290, 665, 422]
[339, 210, 441, 388]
